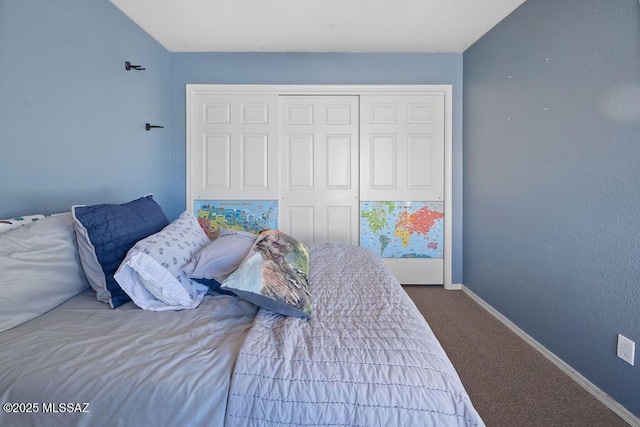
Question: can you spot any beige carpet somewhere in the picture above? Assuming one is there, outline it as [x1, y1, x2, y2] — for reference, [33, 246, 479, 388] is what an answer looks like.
[403, 285, 630, 427]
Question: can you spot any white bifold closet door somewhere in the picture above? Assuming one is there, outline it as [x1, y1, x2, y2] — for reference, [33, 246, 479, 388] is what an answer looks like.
[186, 85, 451, 287]
[278, 96, 360, 245]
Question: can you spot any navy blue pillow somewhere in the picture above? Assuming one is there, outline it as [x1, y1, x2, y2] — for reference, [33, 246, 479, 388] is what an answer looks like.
[72, 195, 169, 308]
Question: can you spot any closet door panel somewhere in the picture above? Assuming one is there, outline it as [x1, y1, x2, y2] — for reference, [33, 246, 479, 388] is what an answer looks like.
[325, 135, 353, 189]
[369, 134, 398, 189]
[279, 96, 359, 246]
[240, 133, 269, 189]
[361, 95, 444, 202]
[188, 93, 279, 202]
[286, 206, 315, 244]
[286, 135, 314, 189]
[204, 134, 230, 189]
[408, 134, 435, 189]
[325, 206, 353, 244]
[360, 94, 446, 285]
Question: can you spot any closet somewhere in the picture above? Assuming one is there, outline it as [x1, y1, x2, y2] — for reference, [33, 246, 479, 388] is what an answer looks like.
[186, 85, 452, 286]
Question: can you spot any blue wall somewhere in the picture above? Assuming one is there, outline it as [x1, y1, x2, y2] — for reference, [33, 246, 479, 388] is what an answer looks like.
[464, 0, 640, 416]
[170, 52, 464, 283]
[0, 0, 172, 218]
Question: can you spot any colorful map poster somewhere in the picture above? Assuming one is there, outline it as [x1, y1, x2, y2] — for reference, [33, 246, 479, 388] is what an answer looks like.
[194, 200, 278, 235]
[360, 201, 444, 258]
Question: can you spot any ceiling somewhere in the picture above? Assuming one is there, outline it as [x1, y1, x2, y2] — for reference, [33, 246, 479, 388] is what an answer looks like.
[109, 0, 526, 53]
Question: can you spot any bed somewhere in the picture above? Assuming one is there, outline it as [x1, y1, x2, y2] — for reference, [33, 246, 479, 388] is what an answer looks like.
[0, 197, 484, 427]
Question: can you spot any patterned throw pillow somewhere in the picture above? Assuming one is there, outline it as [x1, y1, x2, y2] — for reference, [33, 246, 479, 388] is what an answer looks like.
[221, 229, 312, 319]
[114, 211, 211, 311]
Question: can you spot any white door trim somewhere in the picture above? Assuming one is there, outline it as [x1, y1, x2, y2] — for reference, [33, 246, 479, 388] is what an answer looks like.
[186, 84, 454, 289]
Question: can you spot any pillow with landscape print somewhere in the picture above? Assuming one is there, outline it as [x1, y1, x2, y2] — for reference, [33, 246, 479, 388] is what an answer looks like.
[114, 211, 211, 311]
[182, 227, 257, 283]
[221, 229, 312, 319]
[72, 195, 169, 308]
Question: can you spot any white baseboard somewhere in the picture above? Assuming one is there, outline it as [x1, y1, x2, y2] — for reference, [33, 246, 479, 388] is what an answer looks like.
[444, 283, 462, 290]
[461, 285, 640, 427]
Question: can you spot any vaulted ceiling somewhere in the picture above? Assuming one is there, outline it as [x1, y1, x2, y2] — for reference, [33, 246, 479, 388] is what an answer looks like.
[109, 0, 526, 53]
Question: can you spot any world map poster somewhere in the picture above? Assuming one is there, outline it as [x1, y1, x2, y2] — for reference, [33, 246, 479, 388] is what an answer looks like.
[194, 200, 278, 235]
[360, 201, 444, 259]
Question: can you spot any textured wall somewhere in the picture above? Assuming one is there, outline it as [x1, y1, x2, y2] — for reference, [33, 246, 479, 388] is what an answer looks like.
[0, 0, 172, 217]
[169, 52, 464, 282]
[464, 0, 640, 416]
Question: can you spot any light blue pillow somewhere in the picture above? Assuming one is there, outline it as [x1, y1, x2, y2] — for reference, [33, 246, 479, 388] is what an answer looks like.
[0, 213, 89, 333]
[114, 211, 211, 311]
[221, 229, 312, 319]
[182, 227, 257, 283]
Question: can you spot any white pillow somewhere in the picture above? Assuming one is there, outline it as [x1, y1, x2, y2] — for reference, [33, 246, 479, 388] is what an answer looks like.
[0, 213, 52, 234]
[0, 213, 90, 333]
[114, 211, 211, 311]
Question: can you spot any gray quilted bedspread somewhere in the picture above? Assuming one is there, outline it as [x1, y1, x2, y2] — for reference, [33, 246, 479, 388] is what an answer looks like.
[225, 244, 485, 427]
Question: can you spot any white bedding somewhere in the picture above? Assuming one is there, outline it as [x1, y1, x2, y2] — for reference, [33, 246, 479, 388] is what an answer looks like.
[226, 244, 485, 426]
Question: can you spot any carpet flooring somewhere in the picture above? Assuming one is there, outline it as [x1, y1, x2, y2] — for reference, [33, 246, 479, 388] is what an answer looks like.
[403, 285, 631, 427]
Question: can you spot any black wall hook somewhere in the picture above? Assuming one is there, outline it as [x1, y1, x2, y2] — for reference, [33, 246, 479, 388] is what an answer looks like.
[146, 123, 164, 131]
[125, 61, 145, 71]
